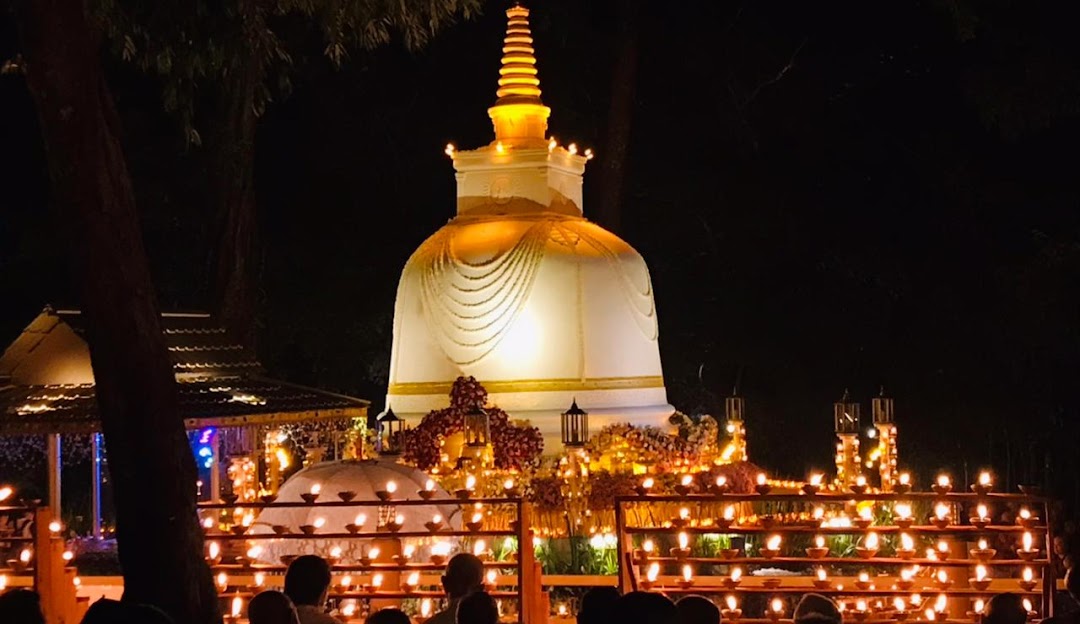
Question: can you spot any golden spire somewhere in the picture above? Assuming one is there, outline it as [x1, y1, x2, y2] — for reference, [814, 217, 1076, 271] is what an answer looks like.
[488, 3, 550, 147]
[496, 4, 543, 105]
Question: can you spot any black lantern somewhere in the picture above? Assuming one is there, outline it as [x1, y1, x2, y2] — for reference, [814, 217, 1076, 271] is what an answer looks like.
[833, 390, 861, 435]
[561, 399, 589, 448]
[871, 387, 894, 425]
[377, 406, 404, 455]
[464, 405, 490, 449]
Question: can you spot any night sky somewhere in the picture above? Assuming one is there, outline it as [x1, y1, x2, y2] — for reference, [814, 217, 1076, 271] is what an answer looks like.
[1, 2, 1078, 498]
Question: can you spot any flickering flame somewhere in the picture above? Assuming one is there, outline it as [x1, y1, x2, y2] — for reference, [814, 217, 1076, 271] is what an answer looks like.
[432, 542, 451, 557]
[856, 600, 868, 613]
[935, 503, 950, 520]
[975, 599, 986, 614]
[486, 569, 497, 585]
[978, 538, 989, 550]
[896, 503, 912, 519]
[504, 478, 515, 490]
[679, 507, 690, 520]
[19, 549, 31, 564]
[62, 550, 73, 562]
[466, 475, 477, 490]
[895, 598, 907, 612]
[329, 546, 342, 559]
[246, 546, 263, 560]
[859, 571, 870, 583]
[472, 512, 483, 524]
[901, 533, 914, 550]
[976, 565, 988, 581]
[372, 573, 383, 588]
[1023, 567, 1034, 582]
[731, 567, 743, 582]
[860, 506, 873, 520]
[1020, 508, 1032, 520]
[937, 540, 949, 555]
[231, 596, 242, 618]
[901, 568, 915, 581]
[772, 598, 784, 615]
[445, 144, 455, 156]
[865, 532, 880, 549]
[936, 475, 950, 488]
[716, 476, 728, 487]
[48, 521, 62, 533]
[217, 572, 228, 590]
[394, 514, 405, 526]
[203, 517, 214, 529]
[977, 504, 989, 519]
[421, 599, 433, 618]
[856, 475, 868, 487]
[642, 477, 654, 489]
[310, 483, 322, 495]
[0, 486, 12, 501]
[757, 473, 767, 486]
[681, 474, 694, 487]
[1023, 599, 1034, 614]
[979, 471, 992, 486]
[813, 507, 825, 521]
[425, 478, 436, 492]
[548, 138, 557, 152]
[678, 532, 689, 549]
[726, 596, 738, 611]
[643, 539, 655, 553]
[341, 575, 352, 588]
[723, 505, 735, 521]
[242, 512, 254, 527]
[368, 547, 380, 560]
[354, 513, 366, 527]
[817, 568, 828, 581]
[810, 473, 824, 486]
[403, 544, 415, 558]
[937, 569, 949, 584]
[927, 548, 938, 561]
[766, 535, 782, 550]
[558, 604, 568, 617]
[815, 535, 826, 549]
[254, 572, 265, 588]
[925, 608, 936, 621]
[432, 513, 442, 524]
[682, 564, 693, 582]
[568, 143, 578, 156]
[386, 480, 397, 494]
[1023, 532, 1034, 551]
[474, 540, 487, 556]
[911, 594, 923, 606]
[313, 517, 326, 529]
[208, 542, 220, 560]
[408, 571, 421, 586]
[646, 562, 660, 582]
[935, 594, 948, 613]
[341, 603, 357, 618]
[495, 142, 505, 155]
[899, 472, 911, 485]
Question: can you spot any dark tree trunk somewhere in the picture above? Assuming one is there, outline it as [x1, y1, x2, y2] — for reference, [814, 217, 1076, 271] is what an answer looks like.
[208, 68, 260, 350]
[593, 0, 642, 234]
[18, 1, 220, 622]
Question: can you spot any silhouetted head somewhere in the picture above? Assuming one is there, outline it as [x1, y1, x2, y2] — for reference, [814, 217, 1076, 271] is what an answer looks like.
[794, 593, 841, 624]
[284, 555, 332, 607]
[984, 593, 1027, 624]
[578, 586, 620, 624]
[78, 598, 173, 624]
[442, 553, 485, 599]
[676, 595, 720, 624]
[456, 591, 499, 624]
[248, 590, 299, 624]
[366, 607, 411, 624]
[1067, 565, 1079, 600]
[612, 591, 677, 624]
[0, 589, 44, 624]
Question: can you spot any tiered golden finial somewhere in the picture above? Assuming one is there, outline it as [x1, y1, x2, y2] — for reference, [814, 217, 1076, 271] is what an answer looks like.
[488, 3, 551, 147]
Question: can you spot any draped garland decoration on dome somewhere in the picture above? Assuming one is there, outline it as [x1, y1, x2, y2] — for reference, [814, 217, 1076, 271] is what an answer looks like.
[402, 376, 543, 470]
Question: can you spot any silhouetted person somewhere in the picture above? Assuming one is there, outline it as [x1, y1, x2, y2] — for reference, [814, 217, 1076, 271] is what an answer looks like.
[1046, 567, 1080, 624]
[794, 593, 841, 624]
[456, 591, 498, 624]
[578, 586, 620, 624]
[366, 607, 411, 624]
[0, 589, 45, 624]
[249, 590, 300, 624]
[612, 591, 677, 624]
[284, 555, 337, 624]
[984, 594, 1028, 624]
[79, 598, 173, 624]
[427, 553, 484, 624]
[676, 595, 720, 624]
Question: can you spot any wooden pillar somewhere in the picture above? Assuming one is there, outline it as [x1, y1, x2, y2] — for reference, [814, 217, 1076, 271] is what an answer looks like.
[35, 506, 84, 624]
[209, 429, 221, 502]
[91, 433, 102, 539]
[47, 434, 61, 518]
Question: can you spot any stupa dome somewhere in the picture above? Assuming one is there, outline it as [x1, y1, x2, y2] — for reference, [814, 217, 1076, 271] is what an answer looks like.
[249, 459, 461, 561]
[387, 5, 672, 446]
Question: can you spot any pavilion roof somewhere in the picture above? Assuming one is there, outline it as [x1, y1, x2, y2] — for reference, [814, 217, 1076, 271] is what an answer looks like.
[0, 308, 368, 434]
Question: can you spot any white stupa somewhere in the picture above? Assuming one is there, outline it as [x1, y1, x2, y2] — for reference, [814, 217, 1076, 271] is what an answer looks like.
[387, 4, 673, 444]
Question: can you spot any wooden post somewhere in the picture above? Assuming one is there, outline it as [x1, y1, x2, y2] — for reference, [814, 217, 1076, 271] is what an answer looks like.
[519, 501, 547, 624]
[34, 507, 84, 624]
[91, 433, 102, 539]
[47, 434, 61, 518]
[614, 497, 634, 593]
[209, 429, 221, 502]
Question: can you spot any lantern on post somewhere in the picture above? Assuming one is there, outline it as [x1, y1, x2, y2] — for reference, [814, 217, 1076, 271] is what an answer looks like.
[833, 390, 861, 486]
[871, 387, 898, 491]
[463, 405, 491, 456]
[561, 399, 589, 448]
[377, 406, 404, 456]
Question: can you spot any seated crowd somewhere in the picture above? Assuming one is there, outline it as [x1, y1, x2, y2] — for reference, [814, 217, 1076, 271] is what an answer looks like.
[0, 554, 1074, 624]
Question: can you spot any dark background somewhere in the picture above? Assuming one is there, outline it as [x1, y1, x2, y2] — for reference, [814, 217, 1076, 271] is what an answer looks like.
[1, 1, 1078, 502]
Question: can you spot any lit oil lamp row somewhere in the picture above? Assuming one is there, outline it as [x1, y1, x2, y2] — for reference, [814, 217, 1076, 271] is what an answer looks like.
[651, 500, 1041, 531]
[217, 593, 447, 622]
[204, 509, 496, 536]
[636, 530, 1041, 562]
[213, 567, 503, 595]
[639, 471, 1010, 497]
[224, 477, 521, 506]
[206, 537, 517, 568]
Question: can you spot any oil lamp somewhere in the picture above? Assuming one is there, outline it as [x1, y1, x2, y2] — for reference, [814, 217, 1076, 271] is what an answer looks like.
[898, 568, 915, 590]
[857, 532, 880, 558]
[971, 564, 991, 591]
[1019, 567, 1037, 591]
[1017, 532, 1039, 560]
[933, 474, 952, 495]
[896, 471, 912, 494]
[725, 567, 743, 589]
[931, 503, 951, 528]
[807, 535, 829, 559]
[641, 562, 660, 590]
[813, 568, 830, 589]
[636, 477, 654, 496]
[671, 531, 691, 559]
[755, 473, 771, 495]
[971, 538, 997, 561]
[895, 503, 914, 528]
[678, 564, 694, 589]
[971, 503, 991, 529]
[761, 534, 782, 558]
[972, 471, 993, 495]
[722, 595, 742, 621]
[768, 598, 785, 622]
[935, 569, 952, 590]
[675, 474, 695, 495]
[856, 571, 872, 590]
